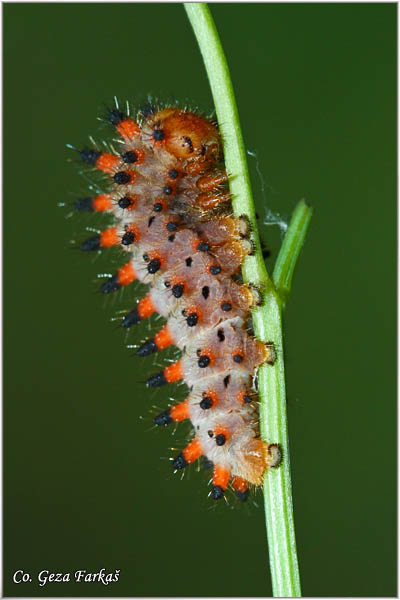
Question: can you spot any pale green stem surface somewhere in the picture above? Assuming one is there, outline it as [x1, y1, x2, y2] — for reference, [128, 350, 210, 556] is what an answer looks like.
[185, 4, 312, 597]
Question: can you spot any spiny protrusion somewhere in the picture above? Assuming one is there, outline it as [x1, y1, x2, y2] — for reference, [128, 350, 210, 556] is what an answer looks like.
[154, 400, 189, 426]
[93, 194, 112, 212]
[172, 453, 187, 470]
[137, 338, 157, 357]
[105, 108, 140, 140]
[74, 194, 112, 213]
[78, 148, 121, 175]
[74, 197, 94, 212]
[170, 400, 189, 422]
[107, 107, 126, 126]
[140, 102, 156, 118]
[154, 410, 172, 426]
[211, 465, 230, 500]
[82, 227, 120, 252]
[100, 262, 136, 293]
[121, 308, 140, 328]
[146, 361, 183, 387]
[121, 295, 156, 328]
[100, 274, 120, 294]
[137, 325, 173, 356]
[211, 485, 225, 500]
[146, 371, 167, 388]
[79, 147, 101, 165]
[81, 235, 100, 252]
[172, 438, 202, 471]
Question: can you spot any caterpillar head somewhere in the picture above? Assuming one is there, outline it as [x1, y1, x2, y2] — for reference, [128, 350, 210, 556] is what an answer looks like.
[146, 108, 221, 175]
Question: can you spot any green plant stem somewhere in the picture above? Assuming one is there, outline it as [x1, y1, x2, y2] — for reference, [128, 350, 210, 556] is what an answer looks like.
[184, 2, 273, 295]
[185, 4, 312, 597]
[260, 202, 312, 596]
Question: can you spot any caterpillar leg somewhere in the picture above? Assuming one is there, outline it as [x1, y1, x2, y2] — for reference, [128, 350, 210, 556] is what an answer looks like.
[196, 170, 228, 192]
[232, 476, 249, 502]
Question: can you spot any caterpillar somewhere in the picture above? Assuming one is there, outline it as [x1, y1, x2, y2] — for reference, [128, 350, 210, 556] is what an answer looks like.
[70, 101, 281, 502]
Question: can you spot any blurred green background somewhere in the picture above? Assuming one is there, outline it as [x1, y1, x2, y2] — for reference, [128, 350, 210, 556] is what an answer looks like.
[4, 3, 396, 597]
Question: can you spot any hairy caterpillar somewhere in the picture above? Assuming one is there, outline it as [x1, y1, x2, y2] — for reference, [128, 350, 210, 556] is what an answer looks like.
[70, 100, 281, 502]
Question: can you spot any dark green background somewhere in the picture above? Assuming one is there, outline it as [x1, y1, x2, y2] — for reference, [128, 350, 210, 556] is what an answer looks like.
[4, 3, 396, 597]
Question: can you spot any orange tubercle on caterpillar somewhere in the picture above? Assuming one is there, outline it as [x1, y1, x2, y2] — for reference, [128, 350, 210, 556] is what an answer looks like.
[154, 325, 174, 351]
[96, 153, 120, 174]
[212, 465, 230, 499]
[117, 262, 136, 286]
[70, 101, 281, 502]
[163, 361, 183, 384]
[181, 438, 203, 465]
[137, 295, 156, 319]
[170, 400, 189, 423]
[100, 227, 119, 248]
[93, 194, 112, 212]
[116, 118, 140, 140]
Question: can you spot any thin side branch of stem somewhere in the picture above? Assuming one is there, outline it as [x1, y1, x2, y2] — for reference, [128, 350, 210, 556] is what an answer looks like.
[273, 199, 314, 308]
[185, 4, 311, 597]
